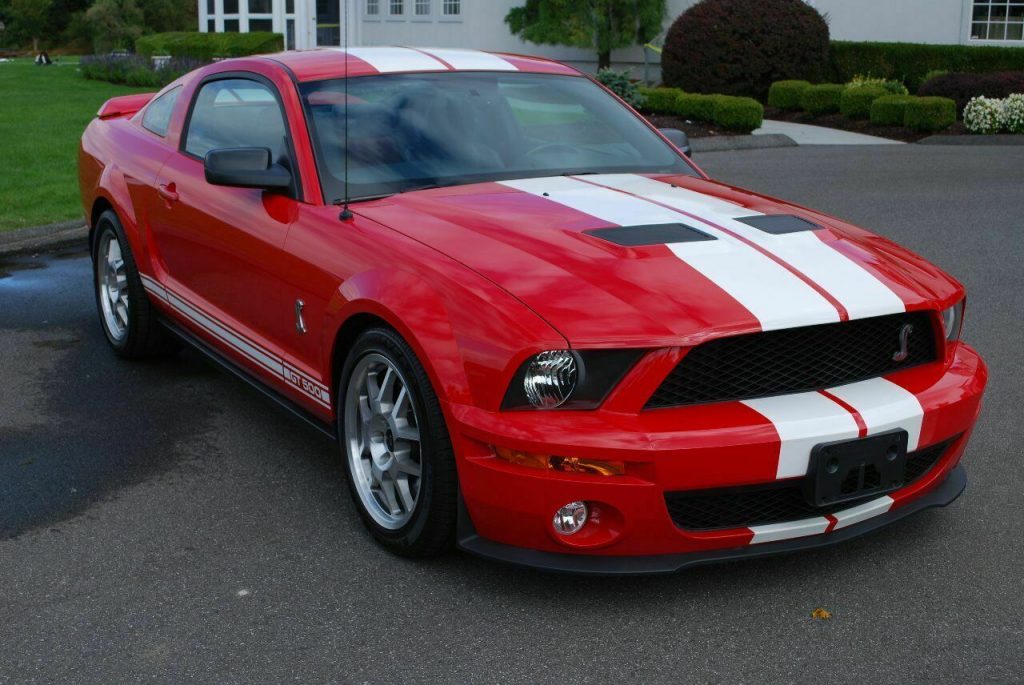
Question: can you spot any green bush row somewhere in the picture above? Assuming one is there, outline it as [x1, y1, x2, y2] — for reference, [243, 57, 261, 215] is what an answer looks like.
[865, 95, 955, 131]
[135, 31, 282, 60]
[638, 87, 763, 133]
[828, 41, 1024, 92]
[840, 85, 889, 119]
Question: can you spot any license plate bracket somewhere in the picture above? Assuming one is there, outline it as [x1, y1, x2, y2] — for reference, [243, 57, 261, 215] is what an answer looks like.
[805, 429, 909, 507]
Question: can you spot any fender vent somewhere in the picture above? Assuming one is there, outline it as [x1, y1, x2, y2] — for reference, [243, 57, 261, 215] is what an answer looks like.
[585, 223, 715, 247]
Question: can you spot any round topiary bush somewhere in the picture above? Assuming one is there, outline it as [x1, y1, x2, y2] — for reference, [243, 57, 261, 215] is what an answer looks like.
[768, 80, 812, 110]
[662, 0, 829, 99]
[712, 96, 764, 132]
[840, 85, 889, 119]
[870, 95, 917, 126]
[801, 84, 845, 115]
[904, 97, 957, 133]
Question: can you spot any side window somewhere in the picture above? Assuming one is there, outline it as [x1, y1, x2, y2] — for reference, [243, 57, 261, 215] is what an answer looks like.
[141, 86, 182, 137]
[184, 78, 289, 163]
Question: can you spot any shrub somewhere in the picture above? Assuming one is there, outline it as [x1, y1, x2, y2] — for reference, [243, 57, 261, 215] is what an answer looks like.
[828, 41, 1024, 92]
[800, 84, 845, 115]
[638, 87, 683, 114]
[846, 75, 909, 95]
[662, 0, 829, 99]
[1005, 93, 1024, 133]
[903, 97, 956, 132]
[918, 71, 1024, 115]
[963, 96, 1006, 134]
[767, 80, 811, 110]
[677, 93, 716, 122]
[596, 68, 645, 109]
[869, 95, 917, 126]
[840, 85, 889, 119]
[135, 31, 282, 60]
[80, 54, 202, 87]
[712, 95, 764, 132]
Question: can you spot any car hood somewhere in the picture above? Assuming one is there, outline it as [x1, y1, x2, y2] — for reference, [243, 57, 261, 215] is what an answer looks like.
[356, 173, 961, 347]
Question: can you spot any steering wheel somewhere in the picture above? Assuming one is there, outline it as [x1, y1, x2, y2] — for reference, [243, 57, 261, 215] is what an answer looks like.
[525, 142, 580, 157]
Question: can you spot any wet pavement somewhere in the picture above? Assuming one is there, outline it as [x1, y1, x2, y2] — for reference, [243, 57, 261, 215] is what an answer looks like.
[0, 146, 1022, 683]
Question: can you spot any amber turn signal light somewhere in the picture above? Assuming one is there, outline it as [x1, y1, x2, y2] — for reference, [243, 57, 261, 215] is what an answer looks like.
[493, 446, 625, 476]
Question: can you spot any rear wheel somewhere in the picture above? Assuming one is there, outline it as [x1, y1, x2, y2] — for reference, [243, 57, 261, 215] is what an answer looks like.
[92, 210, 174, 358]
[339, 327, 458, 556]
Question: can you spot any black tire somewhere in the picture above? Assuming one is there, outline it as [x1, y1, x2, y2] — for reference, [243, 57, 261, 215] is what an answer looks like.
[92, 210, 175, 359]
[337, 327, 458, 556]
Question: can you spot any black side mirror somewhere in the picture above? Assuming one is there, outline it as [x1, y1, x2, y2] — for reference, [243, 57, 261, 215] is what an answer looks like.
[659, 128, 692, 157]
[204, 147, 291, 190]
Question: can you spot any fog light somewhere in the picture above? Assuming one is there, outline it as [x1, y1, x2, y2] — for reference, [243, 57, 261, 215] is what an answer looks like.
[552, 501, 588, 536]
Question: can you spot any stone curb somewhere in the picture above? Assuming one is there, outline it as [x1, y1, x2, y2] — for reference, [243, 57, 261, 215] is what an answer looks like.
[692, 133, 797, 153]
[0, 220, 89, 257]
[917, 134, 1024, 146]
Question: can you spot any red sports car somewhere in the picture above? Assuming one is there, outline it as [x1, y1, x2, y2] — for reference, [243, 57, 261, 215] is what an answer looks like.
[79, 48, 987, 574]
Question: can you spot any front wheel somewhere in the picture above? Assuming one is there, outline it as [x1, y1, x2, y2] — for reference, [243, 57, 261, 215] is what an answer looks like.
[338, 327, 458, 556]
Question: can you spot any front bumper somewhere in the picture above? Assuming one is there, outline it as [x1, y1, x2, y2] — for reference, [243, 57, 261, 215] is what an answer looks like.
[446, 342, 986, 570]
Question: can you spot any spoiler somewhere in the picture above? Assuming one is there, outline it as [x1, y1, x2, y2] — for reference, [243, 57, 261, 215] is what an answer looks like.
[97, 93, 155, 120]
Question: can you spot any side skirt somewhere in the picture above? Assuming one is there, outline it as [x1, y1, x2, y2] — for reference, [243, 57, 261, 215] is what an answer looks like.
[161, 318, 338, 442]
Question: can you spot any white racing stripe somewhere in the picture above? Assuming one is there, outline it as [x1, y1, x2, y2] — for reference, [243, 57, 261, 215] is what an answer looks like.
[341, 46, 446, 72]
[741, 392, 861, 479]
[831, 495, 894, 530]
[140, 275, 331, 409]
[749, 517, 831, 544]
[419, 48, 517, 71]
[824, 377, 924, 450]
[585, 175, 907, 321]
[500, 176, 840, 331]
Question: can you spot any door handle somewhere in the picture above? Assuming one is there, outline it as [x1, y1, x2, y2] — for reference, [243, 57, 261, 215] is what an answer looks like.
[158, 183, 179, 203]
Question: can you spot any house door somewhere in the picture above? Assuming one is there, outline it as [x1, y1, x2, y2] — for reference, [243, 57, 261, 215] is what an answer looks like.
[315, 0, 342, 45]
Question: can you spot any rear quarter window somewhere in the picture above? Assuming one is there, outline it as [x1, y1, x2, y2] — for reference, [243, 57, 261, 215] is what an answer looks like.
[141, 86, 182, 137]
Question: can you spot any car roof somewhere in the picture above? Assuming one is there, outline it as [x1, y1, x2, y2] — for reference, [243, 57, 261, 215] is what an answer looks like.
[260, 47, 582, 82]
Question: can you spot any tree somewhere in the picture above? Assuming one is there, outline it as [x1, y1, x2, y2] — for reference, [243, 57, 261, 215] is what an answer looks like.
[506, 0, 666, 71]
[8, 0, 53, 51]
[85, 0, 143, 53]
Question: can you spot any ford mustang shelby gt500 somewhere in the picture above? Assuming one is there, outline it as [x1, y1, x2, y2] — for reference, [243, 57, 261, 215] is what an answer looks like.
[79, 47, 986, 574]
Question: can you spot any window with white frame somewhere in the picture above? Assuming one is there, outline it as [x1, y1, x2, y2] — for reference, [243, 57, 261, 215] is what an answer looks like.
[389, 0, 404, 16]
[415, 0, 430, 16]
[442, 0, 460, 17]
[971, 1, 1024, 41]
[366, 0, 379, 16]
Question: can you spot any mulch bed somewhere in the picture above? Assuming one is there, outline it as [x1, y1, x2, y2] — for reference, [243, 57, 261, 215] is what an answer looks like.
[763, 107, 967, 142]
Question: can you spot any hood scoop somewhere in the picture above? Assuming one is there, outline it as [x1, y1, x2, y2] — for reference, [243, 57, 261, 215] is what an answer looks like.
[584, 222, 716, 247]
[735, 214, 822, 235]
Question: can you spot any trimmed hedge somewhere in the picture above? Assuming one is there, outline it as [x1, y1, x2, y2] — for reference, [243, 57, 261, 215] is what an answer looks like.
[80, 55, 202, 87]
[136, 31, 282, 60]
[712, 95, 764, 132]
[918, 71, 1024, 115]
[828, 41, 1024, 92]
[840, 85, 889, 119]
[800, 84, 845, 114]
[677, 93, 717, 122]
[767, 80, 811, 110]
[903, 97, 957, 132]
[639, 87, 684, 115]
[869, 95, 917, 126]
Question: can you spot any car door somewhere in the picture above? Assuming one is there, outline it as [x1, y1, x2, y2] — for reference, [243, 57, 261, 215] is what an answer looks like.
[147, 74, 323, 408]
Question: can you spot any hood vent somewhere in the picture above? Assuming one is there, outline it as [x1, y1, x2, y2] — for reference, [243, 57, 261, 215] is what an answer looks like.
[585, 223, 715, 247]
[735, 214, 822, 235]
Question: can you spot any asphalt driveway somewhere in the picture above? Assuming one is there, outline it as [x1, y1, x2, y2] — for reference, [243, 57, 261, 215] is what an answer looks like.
[1, 145, 1021, 683]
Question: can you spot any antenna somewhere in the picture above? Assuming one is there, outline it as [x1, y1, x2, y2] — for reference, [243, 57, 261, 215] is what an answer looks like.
[339, 0, 354, 221]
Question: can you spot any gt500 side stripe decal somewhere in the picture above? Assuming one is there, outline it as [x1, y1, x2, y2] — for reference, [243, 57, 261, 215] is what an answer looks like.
[500, 176, 841, 331]
[139, 274, 332, 410]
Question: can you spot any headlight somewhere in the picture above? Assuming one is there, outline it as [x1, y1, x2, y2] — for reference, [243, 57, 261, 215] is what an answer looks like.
[502, 349, 644, 410]
[941, 299, 965, 341]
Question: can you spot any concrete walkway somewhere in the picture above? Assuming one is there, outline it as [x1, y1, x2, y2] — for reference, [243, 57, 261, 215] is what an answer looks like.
[753, 119, 903, 145]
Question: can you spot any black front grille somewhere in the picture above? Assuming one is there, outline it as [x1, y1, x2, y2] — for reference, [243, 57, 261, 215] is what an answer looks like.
[647, 311, 937, 409]
[664, 439, 953, 531]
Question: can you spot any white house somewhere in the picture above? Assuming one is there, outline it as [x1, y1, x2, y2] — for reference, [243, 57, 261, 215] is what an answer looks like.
[198, 0, 1024, 72]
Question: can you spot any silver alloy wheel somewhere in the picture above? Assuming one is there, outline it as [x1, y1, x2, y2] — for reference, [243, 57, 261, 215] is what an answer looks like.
[344, 353, 423, 530]
[98, 230, 129, 343]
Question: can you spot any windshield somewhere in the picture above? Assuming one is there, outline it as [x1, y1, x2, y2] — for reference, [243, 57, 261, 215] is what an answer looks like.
[300, 72, 698, 202]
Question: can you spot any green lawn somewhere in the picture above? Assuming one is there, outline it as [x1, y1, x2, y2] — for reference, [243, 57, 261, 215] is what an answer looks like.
[0, 58, 151, 231]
